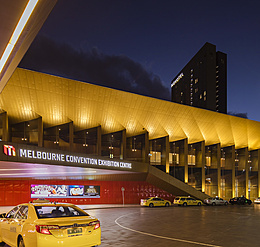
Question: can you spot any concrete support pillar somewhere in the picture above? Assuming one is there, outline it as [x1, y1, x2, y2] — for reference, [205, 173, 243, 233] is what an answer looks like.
[38, 117, 43, 147]
[201, 141, 205, 193]
[258, 150, 260, 197]
[149, 140, 153, 164]
[217, 143, 221, 197]
[184, 138, 188, 183]
[231, 145, 236, 198]
[96, 126, 101, 156]
[142, 131, 149, 163]
[120, 129, 126, 159]
[69, 122, 73, 152]
[2, 112, 9, 142]
[245, 147, 249, 198]
[162, 136, 170, 173]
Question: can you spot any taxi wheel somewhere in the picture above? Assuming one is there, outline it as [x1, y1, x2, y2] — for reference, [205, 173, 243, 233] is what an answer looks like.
[183, 202, 187, 206]
[198, 202, 201, 206]
[149, 203, 154, 208]
[18, 237, 25, 247]
[165, 202, 170, 207]
[212, 202, 216, 206]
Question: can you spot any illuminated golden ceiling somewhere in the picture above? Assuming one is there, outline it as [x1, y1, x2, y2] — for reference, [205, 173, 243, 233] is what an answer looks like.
[1, 68, 260, 150]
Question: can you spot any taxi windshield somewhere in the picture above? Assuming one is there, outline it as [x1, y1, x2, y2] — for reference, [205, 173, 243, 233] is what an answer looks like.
[34, 205, 89, 218]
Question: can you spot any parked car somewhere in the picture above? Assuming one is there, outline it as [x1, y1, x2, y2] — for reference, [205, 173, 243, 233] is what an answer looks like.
[229, 196, 252, 205]
[140, 197, 171, 207]
[254, 197, 260, 204]
[204, 197, 228, 206]
[174, 196, 203, 206]
[0, 201, 101, 247]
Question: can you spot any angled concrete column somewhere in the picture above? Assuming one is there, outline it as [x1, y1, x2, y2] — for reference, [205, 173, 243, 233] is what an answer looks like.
[69, 122, 74, 152]
[258, 150, 260, 197]
[96, 126, 101, 156]
[120, 129, 126, 159]
[184, 138, 188, 183]
[142, 131, 149, 163]
[2, 112, 9, 141]
[217, 143, 221, 197]
[38, 117, 43, 147]
[161, 136, 170, 173]
[245, 147, 249, 198]
[201, 141, 205, 193]
[231, 146, 236, 198]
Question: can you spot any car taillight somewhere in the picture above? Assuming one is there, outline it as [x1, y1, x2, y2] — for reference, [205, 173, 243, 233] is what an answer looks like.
[89, 220, 100, 230]
[35, 225, 60, 235]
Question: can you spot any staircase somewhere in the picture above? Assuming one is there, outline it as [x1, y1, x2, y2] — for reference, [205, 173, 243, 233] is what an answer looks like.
[146, 166, 209, 201]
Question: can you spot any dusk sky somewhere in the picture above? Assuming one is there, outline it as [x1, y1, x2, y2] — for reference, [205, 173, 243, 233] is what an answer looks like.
[19, 0, 260, 121]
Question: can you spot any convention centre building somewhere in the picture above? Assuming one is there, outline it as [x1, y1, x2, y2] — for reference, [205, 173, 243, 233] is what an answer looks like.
[0, 0, 260, 206]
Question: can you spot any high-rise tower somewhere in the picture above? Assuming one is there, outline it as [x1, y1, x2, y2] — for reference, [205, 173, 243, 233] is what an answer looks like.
[171, 42, 227, 113]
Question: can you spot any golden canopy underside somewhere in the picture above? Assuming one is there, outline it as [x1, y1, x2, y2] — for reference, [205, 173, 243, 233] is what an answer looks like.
[1, 68, 260, 150]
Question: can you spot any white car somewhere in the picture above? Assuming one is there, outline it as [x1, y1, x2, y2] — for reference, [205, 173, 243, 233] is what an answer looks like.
[254, 197, 260, 204]
[204, 197, 228, 206]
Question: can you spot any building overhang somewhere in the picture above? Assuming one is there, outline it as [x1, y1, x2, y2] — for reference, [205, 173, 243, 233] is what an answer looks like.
[0, 142, 149, 179]
[1, 68, 260, 151]
[0, 0, 57, 93]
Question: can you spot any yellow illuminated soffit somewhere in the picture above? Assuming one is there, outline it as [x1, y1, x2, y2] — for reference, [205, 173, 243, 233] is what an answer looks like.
[0, 0, 39, 74]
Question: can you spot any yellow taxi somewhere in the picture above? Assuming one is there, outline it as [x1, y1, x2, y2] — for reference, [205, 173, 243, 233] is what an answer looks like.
[140, 197, 171, 207]
[174, 196, 203, 206]
[0, 200, 101, 247]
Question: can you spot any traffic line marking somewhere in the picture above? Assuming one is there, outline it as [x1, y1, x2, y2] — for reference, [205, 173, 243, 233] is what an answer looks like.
[115, 214, 222, 247]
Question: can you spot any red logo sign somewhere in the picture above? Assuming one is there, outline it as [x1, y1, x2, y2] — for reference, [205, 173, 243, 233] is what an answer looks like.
[3, 145, 16, 156]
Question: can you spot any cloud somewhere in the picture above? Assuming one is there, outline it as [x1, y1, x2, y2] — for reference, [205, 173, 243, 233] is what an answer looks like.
[19, 35, 170, 100]
[228, 112, 248, 119]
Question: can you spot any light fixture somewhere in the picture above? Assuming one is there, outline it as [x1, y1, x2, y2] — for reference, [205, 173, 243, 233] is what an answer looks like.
[54, 126, 59, 144]
[22, 122, 27, 141]
[0, 0, 39, 75]
[132, 137, 137, 152]
[83, 131, 88, 147]
[109, 134, 114, 158]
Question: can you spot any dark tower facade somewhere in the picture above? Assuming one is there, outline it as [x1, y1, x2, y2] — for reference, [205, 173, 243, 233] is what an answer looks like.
[171, 42, 227, 113]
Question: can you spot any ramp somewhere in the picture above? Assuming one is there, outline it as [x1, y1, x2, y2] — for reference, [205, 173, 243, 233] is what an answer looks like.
[146, 166, 209, 201]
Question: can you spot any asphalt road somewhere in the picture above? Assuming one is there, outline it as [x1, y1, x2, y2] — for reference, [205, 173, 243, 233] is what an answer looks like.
[1, 204, 260, 247]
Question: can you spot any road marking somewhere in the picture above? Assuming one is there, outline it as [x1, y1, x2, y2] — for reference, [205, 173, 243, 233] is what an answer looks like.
[115, 214, 222, 247]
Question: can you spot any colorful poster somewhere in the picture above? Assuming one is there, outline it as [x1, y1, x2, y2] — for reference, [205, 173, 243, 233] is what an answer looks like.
[31, 184, 68, 198]
[68, 185, 84, 196]
[84, 185, 100, 198]
[31, 184, 100, 198]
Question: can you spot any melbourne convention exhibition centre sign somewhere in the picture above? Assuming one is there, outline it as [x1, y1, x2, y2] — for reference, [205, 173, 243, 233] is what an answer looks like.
[0, 142, 135, 171]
